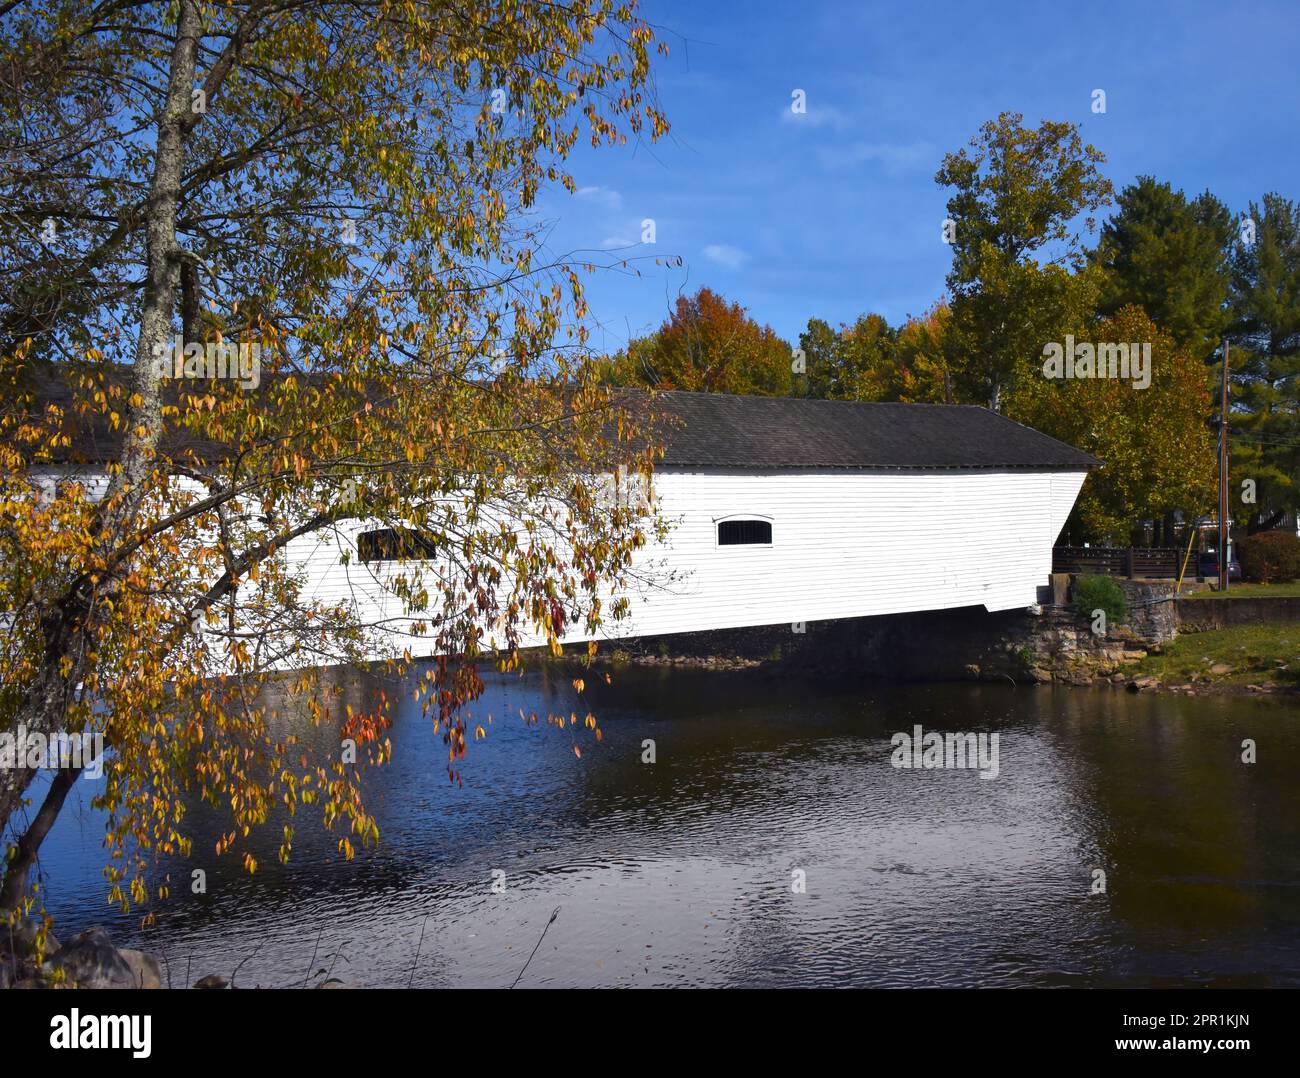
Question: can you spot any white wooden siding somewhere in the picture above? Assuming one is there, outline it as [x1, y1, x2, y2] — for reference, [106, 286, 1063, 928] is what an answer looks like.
[293, 466, 1087, 660]
[28, 464, 1087, 667]
[590, 467, 1084, 641]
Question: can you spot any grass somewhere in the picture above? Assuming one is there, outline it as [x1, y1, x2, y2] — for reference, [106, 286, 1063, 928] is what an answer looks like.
[1123, 622, 1300, 688]
[1179, 580, 1300, 599]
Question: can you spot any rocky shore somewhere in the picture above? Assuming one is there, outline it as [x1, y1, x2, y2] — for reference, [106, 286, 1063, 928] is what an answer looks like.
[1, 918, 352, 989]
[2, 921, 162, 989]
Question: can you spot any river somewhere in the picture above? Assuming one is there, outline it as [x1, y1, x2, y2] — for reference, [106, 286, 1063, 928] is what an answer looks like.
[32, 665, 1300, 987]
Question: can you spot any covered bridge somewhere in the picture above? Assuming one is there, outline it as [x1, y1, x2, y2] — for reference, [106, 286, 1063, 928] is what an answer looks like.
[19, 375, 1100, 662]
[573, 391, 1099, 643]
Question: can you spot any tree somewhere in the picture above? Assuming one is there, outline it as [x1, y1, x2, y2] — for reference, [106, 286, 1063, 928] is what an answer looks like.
[797, 313, 896, 400]
[1093, 176, 1233, 360]
[1227, 193, 1300, 532]
[936, 112, 1113, 410]
[600, 287, 793, 395]
[1006, 307, 1216, 543]
[891, 303, 957, 404]
[0, 0, 667, 920]
[795, 304, 962, 404]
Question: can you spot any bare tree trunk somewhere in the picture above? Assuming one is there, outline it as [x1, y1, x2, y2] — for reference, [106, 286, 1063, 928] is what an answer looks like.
[103, 0, 201, 525]
[0, 600, 89, 839]
[0, 767, 81, 910]
[0, 0, 201, 860]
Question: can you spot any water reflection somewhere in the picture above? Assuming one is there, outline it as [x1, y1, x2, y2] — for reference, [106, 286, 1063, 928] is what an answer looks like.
[34, 666, 1300, 987]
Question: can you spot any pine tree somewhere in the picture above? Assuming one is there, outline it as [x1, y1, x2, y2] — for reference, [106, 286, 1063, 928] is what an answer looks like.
[1228, 193, 1300, 531]
[1093, 176, 1233, 360]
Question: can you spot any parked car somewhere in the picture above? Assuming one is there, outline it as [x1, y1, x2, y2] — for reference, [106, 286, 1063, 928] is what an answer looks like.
[1197, 550, 1242, 581]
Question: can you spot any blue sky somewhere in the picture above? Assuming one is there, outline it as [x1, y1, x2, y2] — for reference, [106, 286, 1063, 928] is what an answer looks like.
[530, 0, 1300, 353]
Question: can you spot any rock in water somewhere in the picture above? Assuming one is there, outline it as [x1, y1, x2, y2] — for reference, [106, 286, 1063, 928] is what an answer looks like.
[119, 948, 163, 989]
[45, 926, 136, 988]
[193, 973, 229, 990]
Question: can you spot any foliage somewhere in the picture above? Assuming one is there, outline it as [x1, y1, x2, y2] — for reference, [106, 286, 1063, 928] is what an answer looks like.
[1071, 574, 1127, 625]
[890, 304, 956, 403]
[1228, 193, 1300, 530]
[1007, 307, 1216, 543]
[795, 304, 956, 404]
[599, 287, 793, 395]
[1238, 530, 1300, 583]
[936, 112, 1113, 409]
[796, 313, 894, 400]
[0, 0, 668, 915]
[1093, 177, 1233, 359]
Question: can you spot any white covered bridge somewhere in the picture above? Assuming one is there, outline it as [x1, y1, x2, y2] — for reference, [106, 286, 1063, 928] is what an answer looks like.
[28, 381, 1098, 668]
[297, 391, 1099, 657]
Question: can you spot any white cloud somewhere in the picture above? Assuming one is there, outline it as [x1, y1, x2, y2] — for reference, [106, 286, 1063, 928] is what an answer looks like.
[816, 140, 935, 174]
[779, 102, 855, 131]
[575, 185, 623, 210]
[702, 243, 748, 269]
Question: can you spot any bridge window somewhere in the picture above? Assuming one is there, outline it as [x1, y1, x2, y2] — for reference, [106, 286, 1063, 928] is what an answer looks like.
[357, 527, 439, 562]
[717, 519, 772, 546]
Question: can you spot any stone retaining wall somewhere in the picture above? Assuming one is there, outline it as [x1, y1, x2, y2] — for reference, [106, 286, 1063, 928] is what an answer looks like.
[1176, 595, 1300, 632]
[580, 580, 1178, 686]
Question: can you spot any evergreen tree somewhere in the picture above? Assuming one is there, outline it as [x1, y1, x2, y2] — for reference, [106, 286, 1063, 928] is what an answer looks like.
[1228, 193, 1300, 531]
[1093, 176, 1233, 360]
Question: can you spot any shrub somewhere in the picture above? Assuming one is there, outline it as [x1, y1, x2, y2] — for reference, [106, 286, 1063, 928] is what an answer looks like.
[1071, 573, 1127, 627]
[1239, 530, 1300, 583]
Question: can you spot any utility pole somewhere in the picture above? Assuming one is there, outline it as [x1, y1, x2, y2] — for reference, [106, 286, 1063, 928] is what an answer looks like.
[1219, 340, 1230, 593]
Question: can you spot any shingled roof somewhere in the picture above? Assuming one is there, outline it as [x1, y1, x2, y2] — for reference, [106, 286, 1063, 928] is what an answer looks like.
[12, 363, 230, 465]
[633, 390, 1100, 471]
[16, 363, 1098, 472]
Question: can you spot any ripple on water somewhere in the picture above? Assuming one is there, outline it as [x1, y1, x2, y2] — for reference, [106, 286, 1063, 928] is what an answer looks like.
[31, 669, 1300, 987]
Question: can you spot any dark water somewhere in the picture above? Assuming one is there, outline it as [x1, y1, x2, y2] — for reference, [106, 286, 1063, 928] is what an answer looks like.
[32, 666, 1300, 987]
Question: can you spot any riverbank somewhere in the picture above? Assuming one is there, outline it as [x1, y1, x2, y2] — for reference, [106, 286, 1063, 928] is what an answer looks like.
[1117, 621, 1300, 697]
[565, 615, 1300, 699]
[1, 920, 163, 989]
[0, 916, 352, 989]
[555, 582, 1180, 689]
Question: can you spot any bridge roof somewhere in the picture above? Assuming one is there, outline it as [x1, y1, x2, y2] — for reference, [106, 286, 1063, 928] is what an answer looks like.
[18, 363, 1099, 473]
[637, 390, 1101, 472]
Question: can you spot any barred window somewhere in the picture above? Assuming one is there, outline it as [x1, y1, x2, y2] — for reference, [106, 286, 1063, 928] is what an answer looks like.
[357, 527, 439, 562]
[717, 519, 772, 546]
